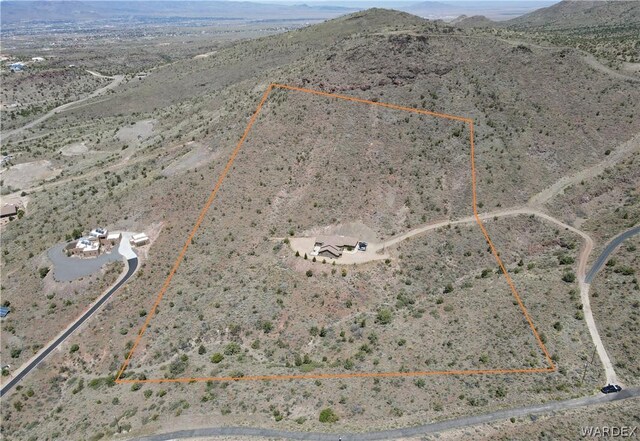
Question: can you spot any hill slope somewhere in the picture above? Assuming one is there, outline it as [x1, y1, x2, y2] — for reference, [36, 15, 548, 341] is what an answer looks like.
[1, 8, 639, 441]
[505, 0, 640, 29]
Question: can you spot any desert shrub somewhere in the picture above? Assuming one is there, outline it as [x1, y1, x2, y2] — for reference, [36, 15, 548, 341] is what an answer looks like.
[614, 266, 635, 276]
[557, 255, 575, 265]
[168, 356, 188, 376]
[319, 408, 339, 423]
[224, 343, 241, 355]
[375, 308, 392, 325]
[261, 321, 273, 333]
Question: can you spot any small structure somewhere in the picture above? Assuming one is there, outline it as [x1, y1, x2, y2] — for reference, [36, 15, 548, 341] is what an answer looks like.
[106, 232, 122, 246]
[314, 235, 359, 259]
[31, 57, 45, 62]
[9, 62, 25, 72]
[0, 204, 17, 218]
[130, 233, 149, 247]
[1, 155, 12, 166]
[0, 307, 10, 318]
[89, 227, 108, 239]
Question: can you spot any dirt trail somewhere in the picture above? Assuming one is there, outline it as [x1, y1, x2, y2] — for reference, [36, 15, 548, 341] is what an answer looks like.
[529, 133, 640, 207]
[1, 71, 125, 140]
[85, 70, 115, 79]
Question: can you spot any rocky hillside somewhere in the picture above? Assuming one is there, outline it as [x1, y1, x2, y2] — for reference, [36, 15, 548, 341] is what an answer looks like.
[505, 0, 640, 29]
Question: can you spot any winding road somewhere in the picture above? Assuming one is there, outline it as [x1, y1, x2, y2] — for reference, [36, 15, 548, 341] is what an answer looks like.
[0, 256, 138, 398]
[585, 225, 640, 283]
[129, 387, 640, 441]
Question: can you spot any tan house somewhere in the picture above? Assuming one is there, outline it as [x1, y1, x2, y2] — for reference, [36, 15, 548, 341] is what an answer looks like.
[315, 235, 359, 259]
[100, 232, 122, 250]
[0, 204, 17, 218]
[106, 232, 122, 245]
[130, 233, 149, 247]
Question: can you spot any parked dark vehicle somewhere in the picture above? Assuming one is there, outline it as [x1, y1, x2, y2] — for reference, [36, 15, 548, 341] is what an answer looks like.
[601, 384, 622, 394]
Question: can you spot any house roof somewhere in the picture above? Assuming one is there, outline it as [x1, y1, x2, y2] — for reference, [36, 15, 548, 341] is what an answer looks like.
[318, 244, 343, 258]
[315, 235, 358, 248]
[0, 204, 17, 217]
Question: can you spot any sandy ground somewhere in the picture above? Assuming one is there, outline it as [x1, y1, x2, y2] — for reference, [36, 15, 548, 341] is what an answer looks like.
[60, 141, 90, 156]
[621, 62, 640, 74]
[161, 142, 220, 177]
[288, 236, 389, 265]
[115, 119, 156, 145]
[0, 159, 62, 189]
[193, 50, 218, 59]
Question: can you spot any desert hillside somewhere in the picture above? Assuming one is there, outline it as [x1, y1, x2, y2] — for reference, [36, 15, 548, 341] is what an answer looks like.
[1, 6, 639, 441]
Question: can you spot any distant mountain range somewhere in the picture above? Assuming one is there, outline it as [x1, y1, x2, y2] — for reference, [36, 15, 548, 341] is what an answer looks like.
[402, 1, 554, 20]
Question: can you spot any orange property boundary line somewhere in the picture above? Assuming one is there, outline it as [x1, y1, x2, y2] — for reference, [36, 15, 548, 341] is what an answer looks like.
[115, 83, 556, 384]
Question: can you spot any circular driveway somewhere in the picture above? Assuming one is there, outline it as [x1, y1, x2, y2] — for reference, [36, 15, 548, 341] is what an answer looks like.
[47, 242, 123, 282]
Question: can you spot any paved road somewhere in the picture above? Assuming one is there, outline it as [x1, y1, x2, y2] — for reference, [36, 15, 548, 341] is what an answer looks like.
[585, 225, 640, 284]
[129, 387, 639, 441]
[0, 257, 138, 397]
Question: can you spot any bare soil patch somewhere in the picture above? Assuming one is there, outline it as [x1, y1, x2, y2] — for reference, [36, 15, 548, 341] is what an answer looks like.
[115, 118, 156, 145]
[0, 159, 61, 189]
[161, 141, 220, 177]
[60, 141, 90, 156]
